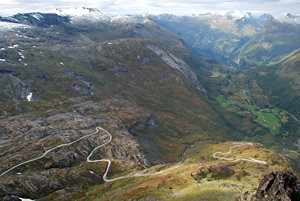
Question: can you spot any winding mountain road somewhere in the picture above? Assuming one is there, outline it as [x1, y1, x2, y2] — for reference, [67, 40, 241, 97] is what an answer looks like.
[0, 127, 179, 182]
[0, 127, 105, 177]
[86, 127, 113, 182]
[242, 90, 251, 105]
[1, 127, 269, 183]
[275, 107, 300, 123]
[277, 153, 292, 169]
[212, 142, 267, 164]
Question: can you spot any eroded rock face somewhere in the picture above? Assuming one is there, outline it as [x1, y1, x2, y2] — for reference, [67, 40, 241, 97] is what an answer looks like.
[240, 171, 300, 201]
[145, 43, 206, 95]
[0, 170, 101, 198]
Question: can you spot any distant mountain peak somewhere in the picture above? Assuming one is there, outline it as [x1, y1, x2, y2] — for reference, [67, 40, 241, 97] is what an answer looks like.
[274, 13, 300, 24]
[225, 11, 252, 19]
[51, 7, 104, 17]
[47, 7, 109, 24]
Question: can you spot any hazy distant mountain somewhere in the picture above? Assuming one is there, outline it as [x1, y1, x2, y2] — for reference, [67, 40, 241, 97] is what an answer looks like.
[149, 11, 270, 67]
[233, 13, 300, 67]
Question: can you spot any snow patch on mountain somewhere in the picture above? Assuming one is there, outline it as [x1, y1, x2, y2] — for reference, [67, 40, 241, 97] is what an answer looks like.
[110, 15, 130, 22]
[51, 7, 100, 16]
[48, 7, 109, 24]
[19, 198, 35, 201]
[226, 11, 252, 19]
[8, 44, 19, 49]
[18, 52, 25, 58]
[0, 22, 31, 31]
[26, 93, 32, 101]
[31, 13, 44, 20]
[275, 13, 300, 24]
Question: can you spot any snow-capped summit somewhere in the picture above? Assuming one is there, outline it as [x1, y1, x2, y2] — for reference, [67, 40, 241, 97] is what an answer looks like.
[225, 11, 252, 19]
[51, 7, 103, 17]
[48, 7, 109, 24]
[274, 13, 300, 24]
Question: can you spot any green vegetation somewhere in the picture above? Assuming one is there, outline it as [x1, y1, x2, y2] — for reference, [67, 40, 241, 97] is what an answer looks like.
[41, 141, 289, 200]
[216, 95, 236, 109]
[253, 111, 269, 126]
[212, 67, 226, 78]
[242, 105, 255, 111]
[261, 112, 281, 127]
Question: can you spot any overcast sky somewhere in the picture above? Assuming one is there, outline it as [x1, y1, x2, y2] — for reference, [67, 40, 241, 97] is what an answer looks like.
[1, 0, 300, 17]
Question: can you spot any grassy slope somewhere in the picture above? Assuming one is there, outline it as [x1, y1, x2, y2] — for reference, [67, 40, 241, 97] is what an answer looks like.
[40, 141, 289, 201]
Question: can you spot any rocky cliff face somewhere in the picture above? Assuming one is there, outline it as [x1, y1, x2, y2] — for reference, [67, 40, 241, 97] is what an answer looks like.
[240, 171, 300, 201]
[191, 163, 247, 182]
[146, 43, 206, 95]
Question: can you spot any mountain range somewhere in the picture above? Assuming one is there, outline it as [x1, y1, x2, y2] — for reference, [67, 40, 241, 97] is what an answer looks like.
[0, 7, 300, 200]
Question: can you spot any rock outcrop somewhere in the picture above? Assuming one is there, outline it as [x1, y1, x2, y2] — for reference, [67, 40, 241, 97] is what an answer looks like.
[146, 43, 206, 95]
[191, 163, 247, 181]
[240, 171, 300, 201]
